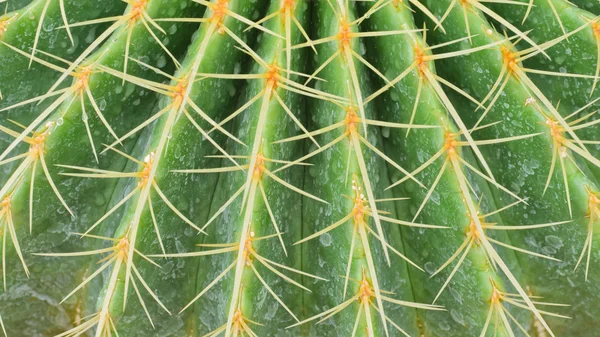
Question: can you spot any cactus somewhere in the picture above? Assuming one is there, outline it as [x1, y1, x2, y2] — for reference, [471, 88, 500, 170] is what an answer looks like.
[2, 0, 600, 336]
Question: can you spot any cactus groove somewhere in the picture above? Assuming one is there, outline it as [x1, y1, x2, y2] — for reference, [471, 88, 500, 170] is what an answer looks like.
[0, 0, 600, 336]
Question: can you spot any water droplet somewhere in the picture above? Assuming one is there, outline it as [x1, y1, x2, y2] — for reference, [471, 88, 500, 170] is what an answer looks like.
[554, 55, 566, 65]
[169, 24, 178, 35]
[124, 83, 136, 98]
[545, 235, 563, 249]
[138, 56, 150, 68]
[81, 24, 96, 43]
[56, 118, 63, 126]
[94, 193, 105, 206]
[450, 288, 463, 304]
[450, 309, 465, 326]
[43, 22, 55, 32]
[319, 233, 332, 247]
[424, 262, 435, 274]
[156, 55, 167, 69]
[430, 191, 440, 205]
[175, 240, 186, 253]
[381, 127, 390, 138]
[542, 246, 557, 255]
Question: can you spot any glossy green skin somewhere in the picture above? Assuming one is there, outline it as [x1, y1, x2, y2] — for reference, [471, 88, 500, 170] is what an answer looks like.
[4, 0, 33, 12]
[193, 1, 308, 335]
[570, 0, 600, 14]
[2, 1, 600, 336]
[0, 0, 127, 153]
[86, 1, 266, 336]
[301, 2, 418, 336]
[488, 0, 600, 183]
[460, 148, 532, 336]
[359, 3, 515, 336]
[419, 0, 600, 335]
[0, 1, 203, 336]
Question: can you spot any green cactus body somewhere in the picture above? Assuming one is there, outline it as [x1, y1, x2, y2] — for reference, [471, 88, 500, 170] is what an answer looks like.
[0, 0, 127, 178]
[356, 3, 510, 337]
[40, 1, 273, 336]
[0, 0, 126, 111]
[295, 2, 442, 336]
[2, 0, 600, 336]
[486, 0, 600, 183]
[3, 0, 32, 12]
[0, 0, 204, 335]
[419, 0, 600, 335]
[187, 1, 315, 335]
[569, 0, 600, 16]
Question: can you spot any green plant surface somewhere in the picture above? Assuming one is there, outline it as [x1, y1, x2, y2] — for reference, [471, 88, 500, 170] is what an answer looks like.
[0, 0, 203, 335]
[178, 1, 313, 335]
[357, 3, 527, 336]
[418, 0, 600, 335]
[571, 0, 600, 15]
[2, 0, 600, 336]
[487, 0, 600, 183]
[295, 3, 432, 337]
[0, 0, 128, 182]
[32, 1, 269, 336]
[2, 0, 31, 12]
[0, 0, 125, 112]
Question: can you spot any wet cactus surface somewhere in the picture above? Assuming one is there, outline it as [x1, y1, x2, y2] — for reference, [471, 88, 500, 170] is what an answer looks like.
[0, 0, 600, 336]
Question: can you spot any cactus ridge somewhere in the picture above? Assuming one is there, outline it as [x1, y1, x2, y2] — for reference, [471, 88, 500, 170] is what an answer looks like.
[1, 0, 600, 336]
[418, 1, 600, 336]
[362, 9, 564, 336]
